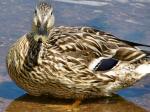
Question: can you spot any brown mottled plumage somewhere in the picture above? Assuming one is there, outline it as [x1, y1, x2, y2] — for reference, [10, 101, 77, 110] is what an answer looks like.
[6, 2, 150, 100]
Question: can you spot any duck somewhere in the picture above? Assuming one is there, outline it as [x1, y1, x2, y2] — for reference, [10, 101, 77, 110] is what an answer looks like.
[6, 1, 150, 106]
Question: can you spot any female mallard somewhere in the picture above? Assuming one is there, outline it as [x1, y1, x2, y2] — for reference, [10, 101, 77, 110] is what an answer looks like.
[6, 2, 150, 101]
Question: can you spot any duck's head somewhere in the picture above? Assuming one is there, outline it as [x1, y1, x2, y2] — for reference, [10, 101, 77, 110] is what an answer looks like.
[32, 1, 54, 41]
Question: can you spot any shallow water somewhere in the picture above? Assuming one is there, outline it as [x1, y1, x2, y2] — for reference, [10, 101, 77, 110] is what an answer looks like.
[0, 0, 150, 111]
[4, 94, 148, 112]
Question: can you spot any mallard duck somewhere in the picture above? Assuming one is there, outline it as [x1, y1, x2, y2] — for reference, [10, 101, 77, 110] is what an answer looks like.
[6, 1, 150, 102]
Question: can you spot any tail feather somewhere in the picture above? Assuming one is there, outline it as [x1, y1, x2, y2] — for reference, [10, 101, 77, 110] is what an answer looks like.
[135, 64, 150, 79]
[141, 50, 150, 56]
[115, 38, 150, 47]
[115, 38, 150, 56]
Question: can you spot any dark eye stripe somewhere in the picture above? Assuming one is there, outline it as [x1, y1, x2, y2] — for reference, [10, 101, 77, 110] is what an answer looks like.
[94, 58, 118, 71]
[34, 9, 37, 14]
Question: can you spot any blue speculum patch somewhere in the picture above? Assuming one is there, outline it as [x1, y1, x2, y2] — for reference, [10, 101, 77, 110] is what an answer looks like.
[95, 58, 118, 71]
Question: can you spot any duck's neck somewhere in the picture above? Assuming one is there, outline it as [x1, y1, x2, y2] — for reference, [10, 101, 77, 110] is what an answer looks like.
[23, 33, 43, 69]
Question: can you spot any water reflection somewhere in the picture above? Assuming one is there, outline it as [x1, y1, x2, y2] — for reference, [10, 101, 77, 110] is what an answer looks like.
[5, 94, 147, 112]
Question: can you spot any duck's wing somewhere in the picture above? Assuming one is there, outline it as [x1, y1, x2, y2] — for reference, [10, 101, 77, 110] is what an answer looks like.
[49, 27, 149, 62]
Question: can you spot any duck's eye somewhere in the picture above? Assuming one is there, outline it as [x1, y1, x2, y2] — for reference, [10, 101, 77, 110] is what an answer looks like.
[34, 10, 37, 14]
[94, 58, 118, 71]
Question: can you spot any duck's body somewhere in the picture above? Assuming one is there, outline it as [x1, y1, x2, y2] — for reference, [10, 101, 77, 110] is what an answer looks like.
[6, 2, 150, 99]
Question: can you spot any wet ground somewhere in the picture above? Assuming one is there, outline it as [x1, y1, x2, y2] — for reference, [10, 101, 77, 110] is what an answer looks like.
[0, 0, 150, 111]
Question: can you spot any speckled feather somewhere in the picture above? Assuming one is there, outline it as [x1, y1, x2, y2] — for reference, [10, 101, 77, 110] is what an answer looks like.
[6, 2, 150, 99]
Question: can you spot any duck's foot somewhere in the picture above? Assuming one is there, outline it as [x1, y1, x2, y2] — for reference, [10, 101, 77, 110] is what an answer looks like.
[63, 99, 81, 111]
[44, 99, 81, 111]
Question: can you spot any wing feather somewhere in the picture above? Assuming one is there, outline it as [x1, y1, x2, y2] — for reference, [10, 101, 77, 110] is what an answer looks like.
[112, 48, 146, 62]
[48, 27, 150, 64]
